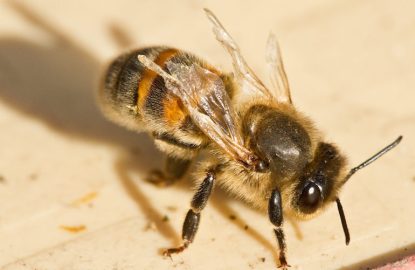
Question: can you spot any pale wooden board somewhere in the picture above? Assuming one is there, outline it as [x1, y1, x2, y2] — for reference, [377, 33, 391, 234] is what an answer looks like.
[0, 1, 414, 269]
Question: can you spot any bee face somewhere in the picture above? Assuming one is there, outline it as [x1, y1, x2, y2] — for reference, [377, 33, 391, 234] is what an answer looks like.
[292, 142, 347, 217]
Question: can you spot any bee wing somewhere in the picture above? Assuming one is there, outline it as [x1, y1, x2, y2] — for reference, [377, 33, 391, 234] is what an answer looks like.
[137, 55, 259, 168]
[204, 9, 274, 101]
[205, 9, 293, 105]
[265, 33, 292, 104]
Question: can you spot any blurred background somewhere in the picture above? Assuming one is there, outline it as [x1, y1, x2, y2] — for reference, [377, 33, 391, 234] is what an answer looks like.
[0, 0, 414, 269]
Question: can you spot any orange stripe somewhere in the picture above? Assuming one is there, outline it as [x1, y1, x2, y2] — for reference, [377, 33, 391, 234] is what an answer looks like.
[162, 65, 221, 127]
[163, 96, 186, 126]
[137, 48, 178, 107]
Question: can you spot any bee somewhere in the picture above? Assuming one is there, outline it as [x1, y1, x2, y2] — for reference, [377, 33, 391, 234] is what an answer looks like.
[98, 9, 402, 269]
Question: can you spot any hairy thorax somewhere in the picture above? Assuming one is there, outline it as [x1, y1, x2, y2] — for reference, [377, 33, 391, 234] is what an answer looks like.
[198, 101, 321, 212]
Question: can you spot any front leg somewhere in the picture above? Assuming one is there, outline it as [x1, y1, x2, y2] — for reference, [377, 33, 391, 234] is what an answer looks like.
[164, 169, 216, 256]
[269, 188, 290, 269]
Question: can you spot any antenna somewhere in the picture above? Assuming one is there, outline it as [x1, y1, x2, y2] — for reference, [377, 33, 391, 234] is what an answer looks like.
[344, 136, 402, 183]
[336, 198, 350, 245]
[337, 135, 402, 245]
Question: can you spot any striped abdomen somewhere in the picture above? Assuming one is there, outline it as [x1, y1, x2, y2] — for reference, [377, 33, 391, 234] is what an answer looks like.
[99, 46, 231, 158]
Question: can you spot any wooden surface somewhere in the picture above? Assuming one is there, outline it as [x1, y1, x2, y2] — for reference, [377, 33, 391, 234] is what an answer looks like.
[0, 1, 414, 269]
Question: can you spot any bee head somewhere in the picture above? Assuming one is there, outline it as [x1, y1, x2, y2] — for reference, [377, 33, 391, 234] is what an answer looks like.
[290, 136, 402, 245]
[291, 142, 347, 218]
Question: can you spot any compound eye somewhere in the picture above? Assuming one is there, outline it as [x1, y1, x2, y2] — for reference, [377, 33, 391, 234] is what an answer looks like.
[299, 182, 321, 211]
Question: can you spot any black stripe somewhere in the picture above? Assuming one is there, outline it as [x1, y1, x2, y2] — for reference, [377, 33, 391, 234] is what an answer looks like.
[144, 75, 167, 118]
[116, 48, 154, 107]
[143, 49, 181, 119]
[153, 132, 200, 149]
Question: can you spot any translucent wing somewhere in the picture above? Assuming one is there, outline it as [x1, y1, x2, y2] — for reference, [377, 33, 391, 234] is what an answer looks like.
[205, 9, 293, 104]
[266, 33, 292, 104]
[137, 55, 259, 168]
[204, 8, 274, 100]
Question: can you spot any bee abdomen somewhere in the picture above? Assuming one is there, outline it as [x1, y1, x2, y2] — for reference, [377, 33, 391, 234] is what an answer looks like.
[100, 47, 221, 133]
[99, 47, 169, 131]
[99, 47, 229, 157]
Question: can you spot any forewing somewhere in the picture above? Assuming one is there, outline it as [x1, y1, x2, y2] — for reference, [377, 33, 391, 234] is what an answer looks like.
[166, 61, 257, 167]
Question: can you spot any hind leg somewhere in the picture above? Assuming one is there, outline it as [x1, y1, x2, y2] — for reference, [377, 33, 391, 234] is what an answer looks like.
[147, 156, 192, 186]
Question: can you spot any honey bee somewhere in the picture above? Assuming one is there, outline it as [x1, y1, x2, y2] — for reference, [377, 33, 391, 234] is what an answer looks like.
[98, 9, 402, 269]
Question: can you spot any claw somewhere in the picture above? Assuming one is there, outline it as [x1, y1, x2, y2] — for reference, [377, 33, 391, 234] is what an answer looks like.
[163, 241, 189, 257]
[278, 259, 291, 270]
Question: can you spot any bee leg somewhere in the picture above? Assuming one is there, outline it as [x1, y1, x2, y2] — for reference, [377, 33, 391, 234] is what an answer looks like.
[147, 157, 191, 187]
[268, 188, 290, 269]
[164, 170, 215, 256]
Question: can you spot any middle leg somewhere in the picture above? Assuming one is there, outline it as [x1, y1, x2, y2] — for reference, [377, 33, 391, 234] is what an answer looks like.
[164, 168, 216, 255]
